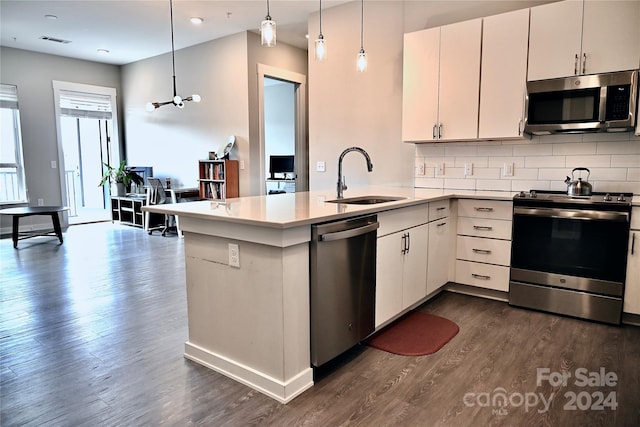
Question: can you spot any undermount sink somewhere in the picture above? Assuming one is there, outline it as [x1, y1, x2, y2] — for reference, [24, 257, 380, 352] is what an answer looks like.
[326, 195, 406, 205]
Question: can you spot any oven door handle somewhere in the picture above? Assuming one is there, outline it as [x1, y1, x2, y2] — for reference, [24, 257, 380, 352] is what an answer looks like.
[514, 207, 629, 222]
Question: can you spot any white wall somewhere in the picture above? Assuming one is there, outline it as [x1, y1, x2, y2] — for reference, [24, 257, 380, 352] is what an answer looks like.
[122, 31, 307, 197]
[121, 32, 250, 192]
[0, 47, 121, 230]
[307, 0, 554, 193]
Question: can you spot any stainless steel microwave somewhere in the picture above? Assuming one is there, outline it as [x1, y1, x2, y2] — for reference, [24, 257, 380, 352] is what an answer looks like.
[524, 70, 638, 135]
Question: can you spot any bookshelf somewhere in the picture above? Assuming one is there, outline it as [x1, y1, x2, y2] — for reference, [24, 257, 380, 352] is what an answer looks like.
[198, 159, 239, 200]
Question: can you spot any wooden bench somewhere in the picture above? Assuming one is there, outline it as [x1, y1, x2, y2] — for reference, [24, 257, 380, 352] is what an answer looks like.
[0, 206, 69, 248]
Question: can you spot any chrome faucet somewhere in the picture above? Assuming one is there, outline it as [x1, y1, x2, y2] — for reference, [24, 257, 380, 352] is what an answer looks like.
[337, 147, 373, 199]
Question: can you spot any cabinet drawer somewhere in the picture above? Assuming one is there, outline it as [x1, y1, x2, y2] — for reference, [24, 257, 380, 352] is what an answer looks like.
[456, 235, 511, 266]
[378, 204, 429, 237]
[457, 217, 512, 240]
[458, 199, 512, 220]
[455, 260, 509, 292]
[429, 200, 450, 221]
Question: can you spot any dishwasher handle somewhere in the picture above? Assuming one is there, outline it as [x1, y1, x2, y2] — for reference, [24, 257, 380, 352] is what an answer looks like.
[319, 222, 379, 242]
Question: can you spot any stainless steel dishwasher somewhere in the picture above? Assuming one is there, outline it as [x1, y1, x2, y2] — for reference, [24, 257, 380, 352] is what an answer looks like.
[310, 214, 378, 367]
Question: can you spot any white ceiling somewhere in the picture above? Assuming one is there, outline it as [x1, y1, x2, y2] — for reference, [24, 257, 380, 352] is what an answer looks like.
[0, 0, 350, 66]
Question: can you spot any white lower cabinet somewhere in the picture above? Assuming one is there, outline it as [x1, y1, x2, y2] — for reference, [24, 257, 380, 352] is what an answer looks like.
[624, 208, 640, 315]
[427, 218, 450, 295]
[455, 199, 512, 292]
[376, 205, 430, 328]
[376, 224, 428, 327]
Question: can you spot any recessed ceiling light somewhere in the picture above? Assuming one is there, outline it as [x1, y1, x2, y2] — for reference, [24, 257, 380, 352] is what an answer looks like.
[44, 14, 58, 20]
[190, 17, 204, 24]
[97, 49, 110, 54]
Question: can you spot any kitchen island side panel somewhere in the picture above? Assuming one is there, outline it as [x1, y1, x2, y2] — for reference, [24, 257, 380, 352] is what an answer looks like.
[183, 231, 312, 403]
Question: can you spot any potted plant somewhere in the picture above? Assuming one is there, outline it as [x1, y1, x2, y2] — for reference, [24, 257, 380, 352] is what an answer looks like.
[99, 160, 144, 196]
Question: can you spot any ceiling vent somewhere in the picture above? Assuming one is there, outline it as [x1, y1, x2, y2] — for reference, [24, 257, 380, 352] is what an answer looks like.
[39, 36, 71, 44]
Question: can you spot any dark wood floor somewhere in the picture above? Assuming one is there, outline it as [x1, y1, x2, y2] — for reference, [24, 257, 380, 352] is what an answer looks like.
[1, 222, 639, 426]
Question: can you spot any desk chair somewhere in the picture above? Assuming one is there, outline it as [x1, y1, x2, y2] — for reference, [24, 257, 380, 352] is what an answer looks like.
[146, 177, 176, 236]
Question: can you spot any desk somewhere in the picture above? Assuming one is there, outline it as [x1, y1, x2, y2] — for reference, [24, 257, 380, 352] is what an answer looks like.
[1, 206, 69, 248]
[265, 178, 296, 194]
[145, 187, 199, 234]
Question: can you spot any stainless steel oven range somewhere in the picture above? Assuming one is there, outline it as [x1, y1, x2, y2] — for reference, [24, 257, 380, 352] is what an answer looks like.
[509, 190, 632, 324]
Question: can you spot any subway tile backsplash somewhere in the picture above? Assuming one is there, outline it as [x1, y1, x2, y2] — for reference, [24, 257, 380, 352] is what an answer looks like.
[414, 133, 640, 195]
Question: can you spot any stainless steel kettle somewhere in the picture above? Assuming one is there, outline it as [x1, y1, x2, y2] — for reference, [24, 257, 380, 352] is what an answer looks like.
[564, 167, 593, 196]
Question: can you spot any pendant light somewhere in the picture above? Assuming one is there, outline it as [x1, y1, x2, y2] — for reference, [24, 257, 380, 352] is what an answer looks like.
[356, 0, 367, 72]
[261, 0, 277, 47]
[146, 0, 201, 111]
[315, 0, 326, 61]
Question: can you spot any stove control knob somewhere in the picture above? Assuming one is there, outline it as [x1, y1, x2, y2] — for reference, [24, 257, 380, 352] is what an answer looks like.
[617, 194, 626, 202]
[530, 190, 537, 198]
[603, 193, 612, 202]
[518, 191, 526, 198]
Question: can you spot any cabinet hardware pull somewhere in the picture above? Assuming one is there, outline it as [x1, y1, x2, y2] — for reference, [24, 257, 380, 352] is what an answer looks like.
[433, 124, 438, 139]
[574, 53, 579, 75]
[582, 53, 587, 74]
[401, 233, 407, 254]
[437, 222, 447, 227]
[474, 207, 494, 212]
[436, 206, 446, 211]
[518, 119, 523, 136]
[406, 232, 411, 253]
[439, 124, 443, 139]
[472, 248, 492, 254]
[632, 232, 636, 255]
[473, 225, 493, 231]
[472, 273, 491, 280]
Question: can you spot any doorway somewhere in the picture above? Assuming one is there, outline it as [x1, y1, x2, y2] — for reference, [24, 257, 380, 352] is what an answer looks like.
[53, 81, 121, 225]
[258, 65, 307, 195]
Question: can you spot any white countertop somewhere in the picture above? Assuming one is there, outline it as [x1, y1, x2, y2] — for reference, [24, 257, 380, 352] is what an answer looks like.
[144, 186, 516, 229]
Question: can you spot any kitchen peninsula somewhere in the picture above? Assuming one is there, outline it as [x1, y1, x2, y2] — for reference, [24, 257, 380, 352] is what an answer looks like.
[143, 187, 514, 403]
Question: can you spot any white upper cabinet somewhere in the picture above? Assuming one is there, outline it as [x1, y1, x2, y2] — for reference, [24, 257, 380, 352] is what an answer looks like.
[402, 28, 440, 142]
[528, 0, 640, 81]
[581, 0, 640, 75]
[438, 19, 482, 141]
[478, 9, 530, 139]
[402, 18, 482, 142]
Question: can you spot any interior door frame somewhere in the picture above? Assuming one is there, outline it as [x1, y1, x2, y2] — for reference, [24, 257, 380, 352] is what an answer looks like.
[52, 81, 120, 221]
[257, 64, 307, 194]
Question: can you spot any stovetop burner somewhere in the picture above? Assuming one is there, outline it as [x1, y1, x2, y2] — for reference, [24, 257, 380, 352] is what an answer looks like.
[514, 190, 633, 211]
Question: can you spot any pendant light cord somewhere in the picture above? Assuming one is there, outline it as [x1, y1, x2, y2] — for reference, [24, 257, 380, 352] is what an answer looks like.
[170, 0, 177, 98]
[360, 0, 364, 50]
[319, 0, 323, 36]
[266, 0, 271, 20]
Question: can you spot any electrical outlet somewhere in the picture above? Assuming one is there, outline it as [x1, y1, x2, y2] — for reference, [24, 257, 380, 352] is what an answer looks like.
[436, 162, 445, 177]
[316, 161, 326, 172]
[416, 163, 425, 176]
[239, 160, 245, 170]
[503, 162, 514, 177]
[228, 243, 240, 268]
[51, 160, 57, 169]
[37, 198, 44, 206]
[464, 163, 473, 177]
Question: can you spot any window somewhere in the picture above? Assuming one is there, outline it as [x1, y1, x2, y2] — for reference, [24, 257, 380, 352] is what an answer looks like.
[0, 84, 27, 204]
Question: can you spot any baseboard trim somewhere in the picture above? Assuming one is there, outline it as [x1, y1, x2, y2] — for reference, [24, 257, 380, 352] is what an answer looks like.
[184, 341, 314, 404]
[444, 282, 509, 302]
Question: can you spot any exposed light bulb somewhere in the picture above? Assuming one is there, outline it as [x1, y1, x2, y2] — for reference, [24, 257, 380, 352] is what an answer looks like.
[173, 95, 182, 105]
[357, 49, 367, 72]
[146, 102, 155, 112]
[261, 18, 276, 47]
[190, 17, 203, 24]
[192, 94, 201, 103]
[177, 102, 185, 109]
[315, 36, 326, 61]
